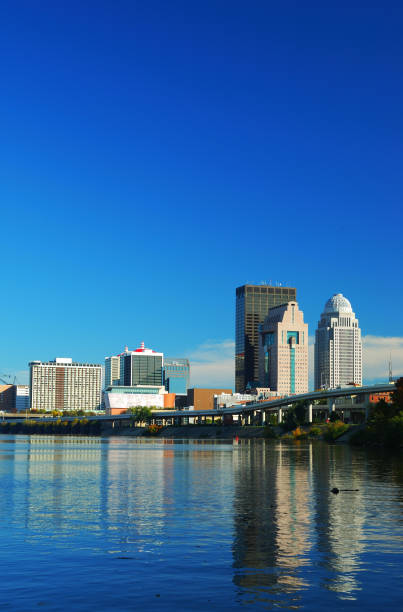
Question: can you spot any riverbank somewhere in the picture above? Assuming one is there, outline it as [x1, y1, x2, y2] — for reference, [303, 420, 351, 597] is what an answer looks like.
[0, 420, 373, 445]
[102, 423, 342, 441]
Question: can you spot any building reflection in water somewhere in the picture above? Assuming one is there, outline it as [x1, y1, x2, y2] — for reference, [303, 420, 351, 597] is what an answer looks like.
[232, 441, 313, 607]
[312, 443, 365, 597]
[231, 440, 368, 606]
[2, 435, 402, 609]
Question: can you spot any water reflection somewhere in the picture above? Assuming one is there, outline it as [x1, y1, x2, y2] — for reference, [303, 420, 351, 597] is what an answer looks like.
[231, 440, 403, 608]
[232, 442, 313, 607]
[0, 436, 402, 610]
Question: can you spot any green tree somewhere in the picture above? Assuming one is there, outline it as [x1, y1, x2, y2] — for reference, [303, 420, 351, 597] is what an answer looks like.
[294, 401, 308, 425]
[391, 377, 403, 411]
[370, 398, 399, 423]
[128, 406, 152, 425]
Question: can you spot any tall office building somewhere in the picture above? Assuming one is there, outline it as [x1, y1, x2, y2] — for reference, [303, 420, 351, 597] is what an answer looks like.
[119, 342, 163, 386]
[104, 354, 122, 388]
[235, 284, 297, 392]
[163, 358, 190, 395]
[29, 358, 102, 412]
[258, 301, 308, 395]
[314, 293, 362, 390]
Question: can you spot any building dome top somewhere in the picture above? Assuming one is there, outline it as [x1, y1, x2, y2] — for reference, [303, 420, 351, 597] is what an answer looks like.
[324, 293, 353, 314]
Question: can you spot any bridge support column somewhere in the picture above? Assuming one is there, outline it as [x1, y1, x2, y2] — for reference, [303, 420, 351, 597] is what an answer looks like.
[308, 404, 313, 424]
[278, 408, 282, 424]
[327, 399, 336, 415]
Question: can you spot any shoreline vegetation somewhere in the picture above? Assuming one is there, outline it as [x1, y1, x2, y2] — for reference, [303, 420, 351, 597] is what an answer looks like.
[1, 378, 401, 449]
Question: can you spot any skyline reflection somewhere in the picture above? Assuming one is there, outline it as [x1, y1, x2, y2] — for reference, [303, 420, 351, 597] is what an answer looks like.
[0, 435, 402, 610]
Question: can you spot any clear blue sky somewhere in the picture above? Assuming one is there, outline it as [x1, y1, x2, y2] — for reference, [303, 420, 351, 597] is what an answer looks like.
[1, 1, 402, 387]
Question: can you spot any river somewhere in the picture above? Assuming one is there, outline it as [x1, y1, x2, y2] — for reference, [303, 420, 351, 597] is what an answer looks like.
[0, 435, 401, 610]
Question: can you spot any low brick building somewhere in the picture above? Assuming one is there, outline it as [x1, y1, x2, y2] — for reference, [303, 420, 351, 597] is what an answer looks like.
[0, 385, 15, 412]
[187, 388, 232, 412]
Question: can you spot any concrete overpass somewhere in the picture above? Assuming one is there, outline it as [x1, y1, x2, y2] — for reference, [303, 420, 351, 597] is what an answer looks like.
[1, 383, 394, 428]
[146, 383, 395, 426]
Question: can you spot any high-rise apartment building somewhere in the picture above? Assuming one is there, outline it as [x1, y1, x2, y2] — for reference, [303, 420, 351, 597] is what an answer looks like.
[29, 358, 102, 412]
[119, 342, 163, 387]
[235, 284, 297, 392]
[314, 293, 362, 390]
[258, 301, 308, 395]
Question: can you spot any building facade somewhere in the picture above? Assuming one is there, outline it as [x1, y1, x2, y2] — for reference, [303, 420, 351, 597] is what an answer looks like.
[214, 392, 255, 409]
[258, 301, 308, 395]
[314, 293, 362, 390]
[104, 354, 121, 388]
[236, 284, 297, 392]
[187, 388, 232, 411]
[0, 385, 15, 412]
[29, 358, 102, 412]
[15, 385, 29, 412]
[119, 343, 163, 387]
[0, 385, 30, 413]
[104, 384, 174, 414]
[163, 358, 190, 395]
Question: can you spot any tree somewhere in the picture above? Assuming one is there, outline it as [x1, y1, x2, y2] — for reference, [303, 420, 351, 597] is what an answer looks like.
[391, 377, 403, 411]
[294, 401, 308, 425]
[128, 406, 152, 425]
[370, 398, 399, 423]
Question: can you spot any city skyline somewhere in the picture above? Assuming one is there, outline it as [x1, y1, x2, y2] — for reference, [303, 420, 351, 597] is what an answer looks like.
[0, 2, 402, 389]
[3, 285, 401, 392]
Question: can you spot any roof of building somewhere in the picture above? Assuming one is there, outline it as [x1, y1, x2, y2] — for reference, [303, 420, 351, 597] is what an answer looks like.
[324, 293, 353, 314]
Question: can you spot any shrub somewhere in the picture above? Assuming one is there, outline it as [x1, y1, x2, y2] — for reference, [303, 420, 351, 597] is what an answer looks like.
[143, 424, 163, 437]
[293, 426, 308, 440]
[309, 426, 322, 437]
[323, 421, 349, 441]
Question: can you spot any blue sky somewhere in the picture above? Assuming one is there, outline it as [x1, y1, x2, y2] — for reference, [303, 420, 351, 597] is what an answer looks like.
[0, 1, 402, 389]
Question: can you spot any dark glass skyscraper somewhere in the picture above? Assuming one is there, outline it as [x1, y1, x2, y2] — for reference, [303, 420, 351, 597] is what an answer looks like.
[119, 343, 163, 387]
[235, 284, 297, 392]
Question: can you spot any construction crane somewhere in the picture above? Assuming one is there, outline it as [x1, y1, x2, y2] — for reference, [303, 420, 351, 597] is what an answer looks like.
[0, 375, 17, 385]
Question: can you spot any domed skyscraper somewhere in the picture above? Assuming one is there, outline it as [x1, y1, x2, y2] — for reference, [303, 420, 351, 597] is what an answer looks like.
[314, 293, 362, 389]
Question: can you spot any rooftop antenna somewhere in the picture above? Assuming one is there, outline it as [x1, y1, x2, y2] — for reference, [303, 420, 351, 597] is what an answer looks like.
[388, 353, 393, 382]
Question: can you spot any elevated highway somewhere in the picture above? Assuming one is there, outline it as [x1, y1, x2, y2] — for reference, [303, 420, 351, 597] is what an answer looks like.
[1, 383, 395, 427]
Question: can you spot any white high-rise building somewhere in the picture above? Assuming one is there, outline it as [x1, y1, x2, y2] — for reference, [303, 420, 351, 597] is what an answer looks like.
[29, 358, 102, 412]
[314, 293, 362, 390]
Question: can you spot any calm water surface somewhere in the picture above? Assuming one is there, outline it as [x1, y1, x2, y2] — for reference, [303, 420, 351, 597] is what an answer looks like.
[0, 435, 402, 610]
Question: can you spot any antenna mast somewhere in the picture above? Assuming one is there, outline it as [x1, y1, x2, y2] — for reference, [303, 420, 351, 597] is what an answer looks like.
[388, 353, 393, 382]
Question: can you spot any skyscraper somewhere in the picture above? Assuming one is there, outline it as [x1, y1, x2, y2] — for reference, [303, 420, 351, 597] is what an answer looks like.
[258, 301, 308, 395]
[235, 284, 297, 392]
[119, 342, 163, 387]
[314, 293, 362, 390]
